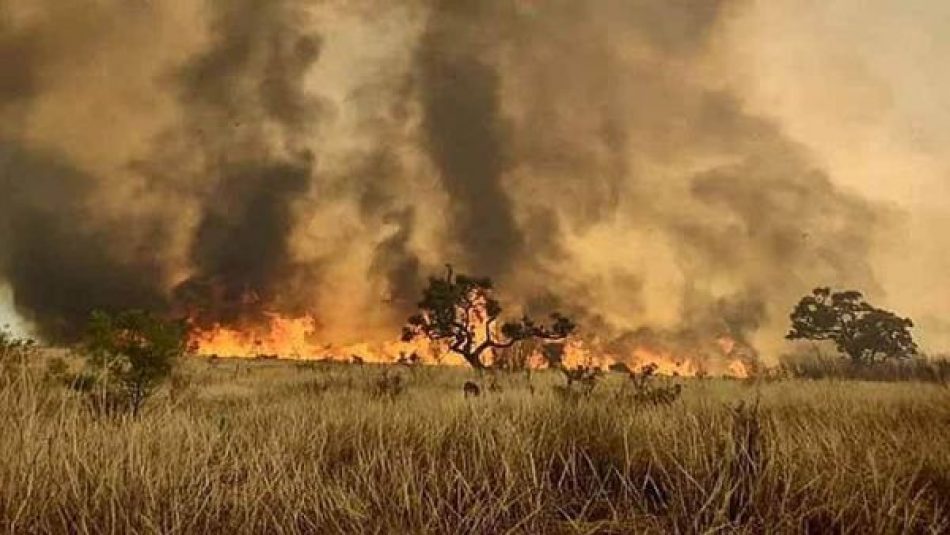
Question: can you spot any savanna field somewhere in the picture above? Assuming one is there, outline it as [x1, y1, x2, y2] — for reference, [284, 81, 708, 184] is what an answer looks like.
[5, 1, 950, 535]
[2, 346, 949, 534]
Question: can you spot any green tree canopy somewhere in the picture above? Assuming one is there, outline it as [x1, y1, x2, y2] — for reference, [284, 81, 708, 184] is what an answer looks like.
[85, 310, 190, 415]
[402, 265, 576, 369]
[786, 288, 918, 364]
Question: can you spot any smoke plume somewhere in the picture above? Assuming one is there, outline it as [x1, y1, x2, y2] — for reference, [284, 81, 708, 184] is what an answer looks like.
[167, 0, 323, 326]
[416, 0, 522, 276]
[1, 0, 942, 358]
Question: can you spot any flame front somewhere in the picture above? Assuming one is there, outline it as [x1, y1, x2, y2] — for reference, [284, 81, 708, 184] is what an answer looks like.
[190, 313, 449, 364]
[191, 314, 319, 358]
[190, 313, 754, 377]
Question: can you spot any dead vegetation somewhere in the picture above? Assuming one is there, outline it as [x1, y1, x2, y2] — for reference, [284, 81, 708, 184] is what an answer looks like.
[0, 349, 948, 533]
[371, 370, 405, 400]
[779, 350, 950, 384]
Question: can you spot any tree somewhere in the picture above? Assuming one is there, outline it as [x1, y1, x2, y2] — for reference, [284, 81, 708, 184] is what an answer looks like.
[84, 310, 190, 415]
[786, 288, 918, 364]
[402, 265, 576, 369]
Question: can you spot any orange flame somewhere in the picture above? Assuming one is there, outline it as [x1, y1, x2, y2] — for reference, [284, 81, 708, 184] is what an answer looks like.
[190, 313, 319, 358]
[727, 359, 750, 378]
[190, 313, 754, 377]
[190, 313, 448, 364]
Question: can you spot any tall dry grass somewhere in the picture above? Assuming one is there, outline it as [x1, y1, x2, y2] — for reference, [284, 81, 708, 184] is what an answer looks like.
[1, 353, 949, 534]
[779, 350, 950, 384]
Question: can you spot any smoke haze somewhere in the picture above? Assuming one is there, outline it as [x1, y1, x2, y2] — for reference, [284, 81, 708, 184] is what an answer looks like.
[0, 0, 946, 358]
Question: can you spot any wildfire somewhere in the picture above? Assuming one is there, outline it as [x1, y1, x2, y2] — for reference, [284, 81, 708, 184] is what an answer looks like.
[190, 313, 319, 358]
[189, 313, 754, 377]
[189, 313, 444, 364]
[727, 359, 750, 378]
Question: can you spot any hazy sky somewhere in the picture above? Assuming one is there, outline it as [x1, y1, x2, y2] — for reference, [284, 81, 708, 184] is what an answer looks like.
[724, 0, 950, 349]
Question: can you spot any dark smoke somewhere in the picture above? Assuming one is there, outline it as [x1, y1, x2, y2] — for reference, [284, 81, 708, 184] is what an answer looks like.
[474, 1, 883, 353]
[0, 143, 168, 339]
[167, 0, 323, 326]
[0, 19, 37, 112]
[174, 160, 313, 325]
[371, 208, 421, 307]
[416, 0, 522, 278]
[0, 4, 173, 339]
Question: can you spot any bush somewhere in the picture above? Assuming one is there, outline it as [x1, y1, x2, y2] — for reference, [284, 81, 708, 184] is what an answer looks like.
[371, 371, 406, 400]
[43, 356, 69, 384]
[81, 310, 189, 416]
[621, 363, 685, 406]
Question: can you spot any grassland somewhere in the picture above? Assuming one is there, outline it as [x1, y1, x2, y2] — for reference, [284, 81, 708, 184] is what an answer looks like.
[1, 355, 949, 534]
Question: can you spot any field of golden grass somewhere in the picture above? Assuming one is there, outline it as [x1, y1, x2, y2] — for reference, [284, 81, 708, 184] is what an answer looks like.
[1, 355, 949, 534]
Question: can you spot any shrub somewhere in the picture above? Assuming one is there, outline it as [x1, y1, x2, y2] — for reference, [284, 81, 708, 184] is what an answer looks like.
[559, 365, 602, 396]
[0, 328, 36, 371]
[0, 329, 39, 390]
[43, 356, 69, 384]
[622, 363, 684, 406]
[81, 310, 189, 416]
[371, 370, 405, 400]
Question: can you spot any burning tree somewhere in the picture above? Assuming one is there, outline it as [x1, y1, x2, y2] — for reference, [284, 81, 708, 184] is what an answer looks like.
[402, 266, 576, 369]
[786, 288, 918, 364]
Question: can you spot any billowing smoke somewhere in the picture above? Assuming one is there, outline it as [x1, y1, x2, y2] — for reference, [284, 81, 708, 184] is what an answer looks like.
[416, 0, 522, 276]
[166, 0, 323, 327]
[1, 0, 937, 359]
[0, 2, 181, 338]
[0, 144, 169, 338]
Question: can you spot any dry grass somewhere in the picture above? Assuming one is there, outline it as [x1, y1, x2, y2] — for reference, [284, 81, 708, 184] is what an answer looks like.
[1, 354, 949, 534]
[779, 351, 950, 384]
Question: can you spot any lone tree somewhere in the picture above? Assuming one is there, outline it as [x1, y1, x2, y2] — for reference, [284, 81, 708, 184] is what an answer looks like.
[786, 288, 918, 364]
[402, 265, 576, 369]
